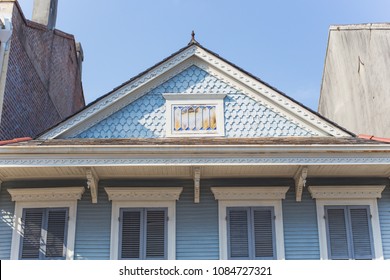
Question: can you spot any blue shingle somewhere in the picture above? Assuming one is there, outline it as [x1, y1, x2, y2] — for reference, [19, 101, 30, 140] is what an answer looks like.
[73, 65, 312, 138]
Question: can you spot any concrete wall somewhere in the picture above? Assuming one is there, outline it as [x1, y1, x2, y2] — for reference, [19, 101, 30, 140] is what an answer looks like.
[319, 24, 390, 137]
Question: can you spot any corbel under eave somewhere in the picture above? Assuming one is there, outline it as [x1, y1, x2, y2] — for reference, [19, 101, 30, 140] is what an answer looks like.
[86, 167, 99, 203]
[294, 166, 308, 202]
[193, 167, 201, 203]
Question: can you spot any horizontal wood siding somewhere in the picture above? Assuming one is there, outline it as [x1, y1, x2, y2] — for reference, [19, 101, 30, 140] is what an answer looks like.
[283, 188, 320, 259]
[1, 180, 388, 260]
[0, 188, 14, 259]
[176, 185, 219, 259]
[74, 186, 111, 260]
[378, 186, 390, 259]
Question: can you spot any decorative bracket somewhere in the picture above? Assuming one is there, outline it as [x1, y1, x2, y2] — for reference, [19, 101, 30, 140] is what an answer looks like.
[86, 167, 99, 203]
[294, 166, 308, 202]
[193, 167, 201, 203]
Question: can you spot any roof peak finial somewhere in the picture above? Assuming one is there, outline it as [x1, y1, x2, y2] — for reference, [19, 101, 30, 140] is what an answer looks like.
[188, 30, 198, 45]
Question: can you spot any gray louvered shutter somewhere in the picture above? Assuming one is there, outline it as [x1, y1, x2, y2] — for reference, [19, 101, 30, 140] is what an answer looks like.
[253, 208, 275, 259]
[45, 209, 68, 259]
[326, 206, 374, 260]
[20, 209, 44, 259]
[326, 207, 350, 259]
[145, 209, 166, 259]
[228, 208, 249, 259]
[349, 207, 374, 259]
[120, 210, 142, 259]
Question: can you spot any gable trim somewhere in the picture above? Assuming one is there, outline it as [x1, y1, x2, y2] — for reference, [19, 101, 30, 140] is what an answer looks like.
[38, 46, 198, 139]
[38, 43, 352, 139]
[193, 47, 350, 137]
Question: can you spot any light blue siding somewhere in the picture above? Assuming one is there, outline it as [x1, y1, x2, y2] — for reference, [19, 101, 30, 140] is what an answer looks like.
[74, 186, 111, 260]
[0, 188, 14, 259]
[74, 65, 311, 138]
[2, 182, 388, 260]
[176, 185, 219, 260]
[378, 186, 390, 259]
[283, 188, 320, 260]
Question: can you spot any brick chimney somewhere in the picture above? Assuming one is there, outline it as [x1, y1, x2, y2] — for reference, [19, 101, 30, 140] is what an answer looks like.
[32, 0, 58, 30]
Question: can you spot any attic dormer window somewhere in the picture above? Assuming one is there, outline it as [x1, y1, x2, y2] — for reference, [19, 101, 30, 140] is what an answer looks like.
[163, 93, 226, 137]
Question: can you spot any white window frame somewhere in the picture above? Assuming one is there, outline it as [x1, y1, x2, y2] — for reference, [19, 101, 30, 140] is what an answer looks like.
[8, 187, 85, 260]
[211, 186, 289, 260]
[163, 93, 226, 137]
[105, 187, 183, 260]
[308, 185, 385, 260]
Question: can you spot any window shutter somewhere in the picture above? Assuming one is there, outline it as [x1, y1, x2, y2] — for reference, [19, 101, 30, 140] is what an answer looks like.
[145, 210, 166, 259]
[120, 210, 141, 259]
[326, 207, 350, 259]
[20, 209, 44, 259]
[228, 209, 249, 259]
[253, 208, 274, 259]
[326, 206, 374, 260]
[45, 209, 68, 259]
[349, 207, 373, 259]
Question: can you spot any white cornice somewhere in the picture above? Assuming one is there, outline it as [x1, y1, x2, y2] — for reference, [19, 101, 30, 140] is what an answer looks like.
[104, 187, 183, 201]
[1, 151, 390, 167]
[7, 187, 85, 202]
[308, 185, 386, 199]
[211, 186, 290, 200]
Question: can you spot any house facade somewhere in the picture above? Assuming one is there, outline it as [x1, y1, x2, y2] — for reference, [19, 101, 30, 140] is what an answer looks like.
[0, 40, 389, 260]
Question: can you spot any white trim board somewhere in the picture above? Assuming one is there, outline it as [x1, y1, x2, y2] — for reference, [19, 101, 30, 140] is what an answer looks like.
[105, 187, 183, 260]
[211, 186, 289, 260]
[309, 185, 385, 260]
[8, 187, 84, 260]
[315, 199, 384, 260]
[163, 93, 226, 137]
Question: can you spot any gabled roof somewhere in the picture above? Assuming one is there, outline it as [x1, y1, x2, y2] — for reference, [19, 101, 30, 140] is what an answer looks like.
[38, 40, 353, 139]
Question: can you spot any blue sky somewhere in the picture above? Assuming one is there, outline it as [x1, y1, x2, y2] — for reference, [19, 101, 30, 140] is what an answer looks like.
[18, 0, 390, 110]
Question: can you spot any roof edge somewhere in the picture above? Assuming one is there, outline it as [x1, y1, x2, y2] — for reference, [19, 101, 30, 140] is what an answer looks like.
[330, 23, 390, 31]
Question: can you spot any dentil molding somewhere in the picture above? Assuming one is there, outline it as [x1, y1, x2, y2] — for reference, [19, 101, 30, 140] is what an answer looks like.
[105, 187, 183, 201]
[308, 185, 386, 199]
[7, 187, 85, 202]
[211, 186, 290, 200]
